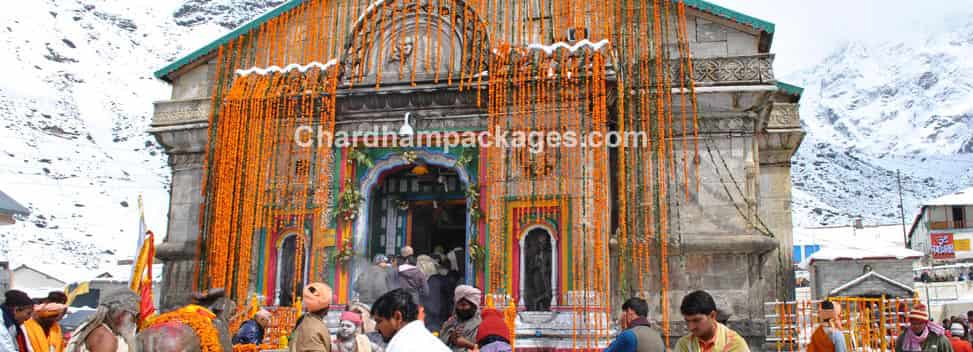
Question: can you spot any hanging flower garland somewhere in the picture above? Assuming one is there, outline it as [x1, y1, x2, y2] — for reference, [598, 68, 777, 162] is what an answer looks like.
[402, 150, 419, 164]
[336, 180, 364, 222]
[347, 147, 374, 168]
[465, 184, 483, 222]
[332, 237, 356, 264]
[143, 305, 222, 352]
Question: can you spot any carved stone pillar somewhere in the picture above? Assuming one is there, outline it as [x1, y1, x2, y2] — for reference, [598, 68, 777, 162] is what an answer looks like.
[149, 98, 211, 309]
[757, 102, 805, 302]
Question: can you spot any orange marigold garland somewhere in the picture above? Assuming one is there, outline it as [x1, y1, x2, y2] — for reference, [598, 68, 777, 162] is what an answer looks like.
[143, 305, 222, 352]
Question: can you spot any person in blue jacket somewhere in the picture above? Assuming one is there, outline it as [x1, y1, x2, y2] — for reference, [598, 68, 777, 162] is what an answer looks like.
[232, 309, 272, 345]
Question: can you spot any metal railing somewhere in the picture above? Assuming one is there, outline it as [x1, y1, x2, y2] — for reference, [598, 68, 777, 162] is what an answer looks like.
[765, 296, 921, 352]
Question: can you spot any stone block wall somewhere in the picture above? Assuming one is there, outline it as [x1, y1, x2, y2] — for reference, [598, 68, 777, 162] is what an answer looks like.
[810, 259, 914, 299]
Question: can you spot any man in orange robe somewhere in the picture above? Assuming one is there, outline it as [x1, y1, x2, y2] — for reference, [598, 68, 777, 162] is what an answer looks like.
[808, 300, 848, 352]
[24, 302, 68, 352]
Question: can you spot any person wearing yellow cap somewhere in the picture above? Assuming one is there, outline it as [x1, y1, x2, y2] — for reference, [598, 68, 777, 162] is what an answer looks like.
[290, 282, 333, 352]
[24, 301, 68, 352]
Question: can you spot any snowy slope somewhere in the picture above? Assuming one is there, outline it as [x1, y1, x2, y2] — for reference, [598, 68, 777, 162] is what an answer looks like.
[0, 0, 250, 281]
[788, 16, 973, 228]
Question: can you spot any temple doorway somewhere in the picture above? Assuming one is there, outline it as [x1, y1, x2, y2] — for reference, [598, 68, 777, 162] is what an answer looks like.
[367, 165, 467, 263]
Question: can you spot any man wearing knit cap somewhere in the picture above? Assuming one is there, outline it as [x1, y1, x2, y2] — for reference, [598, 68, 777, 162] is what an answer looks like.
[291, 282, 334, 352]
[807, 300, 847, 352]
[438, 285, 481, 352]
[475, 308, 512, 352]
[1, 290, 34, 352]
[334, 311, 382, 352]
[948, 322, 973, 352]
[895, 303, 953, 352]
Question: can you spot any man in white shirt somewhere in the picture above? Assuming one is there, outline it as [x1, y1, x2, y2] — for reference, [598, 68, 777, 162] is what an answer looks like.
[371, 289, 450, 352]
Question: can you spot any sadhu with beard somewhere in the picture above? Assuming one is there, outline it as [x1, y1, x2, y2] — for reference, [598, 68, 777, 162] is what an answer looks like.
[65, 289, 140, 352]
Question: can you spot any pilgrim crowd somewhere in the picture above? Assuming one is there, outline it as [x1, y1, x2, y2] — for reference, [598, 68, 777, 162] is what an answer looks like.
[0, 246, 963, 352]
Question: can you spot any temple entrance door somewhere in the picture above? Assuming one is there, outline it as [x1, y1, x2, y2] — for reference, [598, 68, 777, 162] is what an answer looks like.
[368, 165, 466, 268]
[410, 200, 467, 255]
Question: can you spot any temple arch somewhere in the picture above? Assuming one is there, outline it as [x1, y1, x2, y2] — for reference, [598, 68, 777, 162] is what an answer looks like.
[340, 0, 491, 83]
[348, 149, 477, 298]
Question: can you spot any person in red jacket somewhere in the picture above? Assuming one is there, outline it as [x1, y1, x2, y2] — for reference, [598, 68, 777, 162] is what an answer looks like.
[949, 322, 973, 352]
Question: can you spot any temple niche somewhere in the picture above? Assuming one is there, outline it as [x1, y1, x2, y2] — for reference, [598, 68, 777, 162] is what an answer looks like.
[522, 228, 554, 312]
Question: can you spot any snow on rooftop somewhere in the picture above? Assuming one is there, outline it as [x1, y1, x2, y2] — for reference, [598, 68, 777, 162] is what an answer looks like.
[795, 224, 908, 247]
[796, 224, 922, 268]
[803, 246, 922, 268]
[923, 186, 973, 207]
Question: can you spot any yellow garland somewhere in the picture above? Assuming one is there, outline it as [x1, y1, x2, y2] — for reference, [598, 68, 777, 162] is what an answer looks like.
[143, 305, 222, 352]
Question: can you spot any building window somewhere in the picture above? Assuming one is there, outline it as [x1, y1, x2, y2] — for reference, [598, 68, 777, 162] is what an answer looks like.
[954, 206, 966, 229]
[930, 207, 949, 230]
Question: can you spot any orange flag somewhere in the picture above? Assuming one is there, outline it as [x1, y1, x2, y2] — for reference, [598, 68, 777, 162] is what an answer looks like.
[131, 230, 156, 324]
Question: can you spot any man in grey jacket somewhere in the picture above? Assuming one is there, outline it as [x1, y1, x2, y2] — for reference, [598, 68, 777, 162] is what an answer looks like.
[355, 254, 395, 305]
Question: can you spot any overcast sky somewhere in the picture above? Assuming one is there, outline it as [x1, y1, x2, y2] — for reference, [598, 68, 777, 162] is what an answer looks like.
[708, 0, 973, 76]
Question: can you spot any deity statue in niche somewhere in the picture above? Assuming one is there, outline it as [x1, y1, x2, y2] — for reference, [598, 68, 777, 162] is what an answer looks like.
[524, 229, 553, 311]
[386, 37, 415, 70]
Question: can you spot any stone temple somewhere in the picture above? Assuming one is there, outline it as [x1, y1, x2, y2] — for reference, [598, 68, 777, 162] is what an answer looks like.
[149, 0, 804, 349]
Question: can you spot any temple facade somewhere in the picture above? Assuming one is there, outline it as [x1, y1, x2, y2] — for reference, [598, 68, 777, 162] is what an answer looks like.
[149, 0, 804, 349]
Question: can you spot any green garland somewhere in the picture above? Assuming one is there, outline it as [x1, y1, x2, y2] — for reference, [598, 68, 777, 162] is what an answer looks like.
[336, 179, 363, 222]
[466, 184, 483, 222]
[347, 147, 374, 168]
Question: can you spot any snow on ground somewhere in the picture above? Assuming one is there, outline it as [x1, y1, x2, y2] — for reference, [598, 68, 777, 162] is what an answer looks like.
[0, 0, 227, 279]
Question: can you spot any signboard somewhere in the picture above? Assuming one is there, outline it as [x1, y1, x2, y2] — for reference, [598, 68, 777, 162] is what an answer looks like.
[931, 233, 956, 259]
[956, 238, 971, 252]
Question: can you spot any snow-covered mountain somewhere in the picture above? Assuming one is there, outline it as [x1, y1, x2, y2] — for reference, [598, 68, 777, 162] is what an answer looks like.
[787, 17, 973, 228]
[0, 0, 263, 282]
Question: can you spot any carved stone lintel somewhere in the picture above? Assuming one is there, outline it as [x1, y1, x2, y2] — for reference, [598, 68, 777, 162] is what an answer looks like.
[757, 130, 805, 165]
[768, 103, 800, 129]
[677, 54, 775, 85]
[169, 153, 207, 170]
[152, 98, 211, 127]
